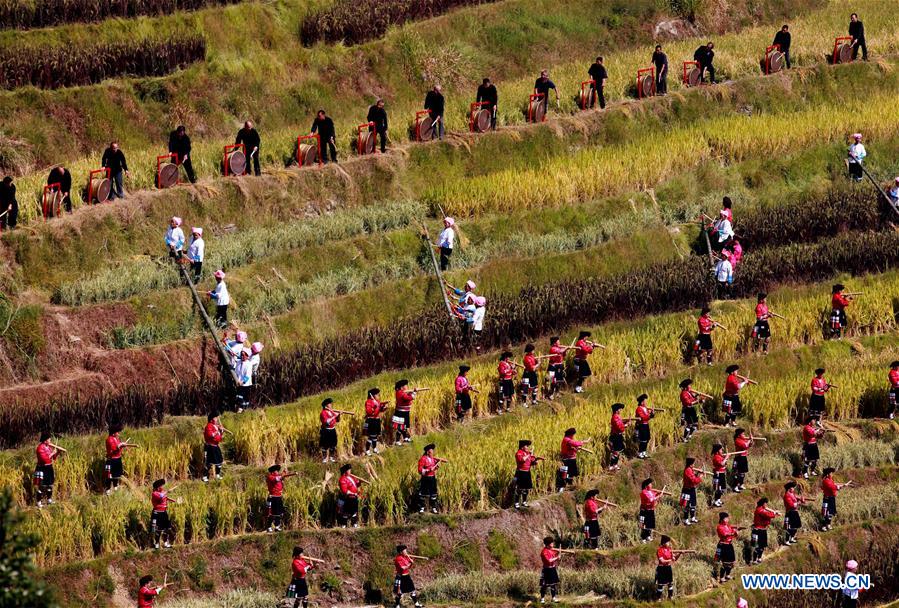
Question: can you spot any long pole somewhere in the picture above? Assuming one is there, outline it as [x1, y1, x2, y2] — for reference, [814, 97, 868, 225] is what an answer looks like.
[177, 262, 240, 385]
[859, 164, 899, 220]
[698, 217, 714, 266]
[420, 224, 455, 317]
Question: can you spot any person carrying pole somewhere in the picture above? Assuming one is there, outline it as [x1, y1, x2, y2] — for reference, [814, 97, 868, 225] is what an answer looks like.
[476, 78, 498, 129]
[752, 292, 777, 353]
[150, 478, 175, 549]
[750, 497, 780, 564]
[168, 126, 196, 183]
[782, 481, 810, 545]
[587, 56, 608, 109]
[186, 227, 204, 282]
[266, 464, 296, 532]
[311, 110, 338, 163]
[634, 394, 656, 458]
[558, 427, 591, 491]
[417, 443, 444, 514]
[655, 535, 688, 600]
[572, 330, 596, 393]
[847, 134, 866, 182]
[497, 350, 518, 413]
[710, 443, 730, 507]
[393, 544, 425, 608]
[534, 70, 560, 113]
[539, 536, 563, 604]
[821, 467, 852, 531]
[773, 25, 792, 68]
[693, 42, 717, 84]
[731, 427, 755, 492]
[435, 217, 455, 271]
[608, 403, 632, 471]
[105, 423, 138, 495]
[33, 432, 64, 508]
[888, 360, 899, 420]
[454, 365, 477, 423]
[849, 13, 867, 61]
[202, 412, 228, 481]
[367, 99, 389, 153]
[681, 457, 705, 525]
[715, 512, 742, 583]
[319, 398, 342, 463]
[137, 574, 172, 608]
[287, 547, 323, 608]
[514, 439, 542, 509]
[337, 463, 364, 528]
[235, 120, 261, 176]
[364, 387, 388, 454]
[164, 216, 185, 259]
[714, 255, 733, 299]
[639, 478, 668, 543]
[101, 141, 130, 199]
[208, 270, 230, 329]
[830, 283, 854, 338]
[583, 489, 610, 549]
[679, 378, 707, 442]
[424, 85, 445, 140]
[46, 166, 72, 214]
[694, 307, 718, 366]
[651, 45, 668, 95]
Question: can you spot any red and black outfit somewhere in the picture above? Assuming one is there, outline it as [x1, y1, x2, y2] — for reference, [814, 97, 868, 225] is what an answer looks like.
[680, 388, 700, 441]
[753, 302, 771, 341]
[266, 470, 286, 529]
[723, 372, 746, 426]
[319, 408, 340, 450]
[137, 585, 159, 608]
[712, 451, 728, 503]
[521, 352, 539, 403]
[635, 402, 654, 455]
[695, 314, 715, 357]
[715, 522, 739, 575]
[364, 395, 388, 449]
[557, 435, 584, 489]
[394, 389, 414, 441]
[888, 367, 899, 419]
[104, 433, 125, 491]
[393, 553, 418, 603]
[454, 374, 473, 421]
[418, 454, 440, 512]
[680, 466, 703, 522]
[547, 344, 567, 395]
[783, 489, 803, 542]
[751, 504, 779, 562]
[608, 412, 627, 467]
[802, 422, 824, 476]
[204, 420, 225, 477]
[583, 497, 602, 548]
[732, 434, 752, 490]
[515, 448, 538, 502]
[639, 487, 662, 541]
[810, 376, 829, 416]
[337, 472, 361, 526]
[654, 545, 675, 599]
[830, 291, 851, 337]
[573, 338, 593, 387]
[822, 476, 839, 529]
[498, 359, 517, 405]
[539, 547, 561, 600]
[150, 487, 171, 547]
[33, 442, 58, 504]
[287, 556, 314, 605]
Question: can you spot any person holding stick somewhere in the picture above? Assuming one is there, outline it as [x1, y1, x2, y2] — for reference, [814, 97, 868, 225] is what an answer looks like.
[693, 41, 716, 84]
[287, 546, 321, 608]
[434, 216, 457, 271]
[773, 25, 792, 68]
[681, 457, 705, 525]
[203, 412, 228, 482]
[750, 497, 780, 564]
[679, 378, 708, 442]
[185, 227, 204, 282]
[515, 439, 543, 509]
[235, 120, 261, 176]
[33, 432, 64, 508]
[656, 535, 689, 600]
[476, 78, 498, 130]
[453, 366, 477, 423]
[150, 478, 177, 549]
[715, 512, 742, 583]
[539, 536, 563, 604]
[137, 574, 172, 608]
[752, 292, 781, 354]
[801, 415, 826, 481]
[651, 45, 668, 95]
[319, 398, 344, 463]
[723, 364, 752, 426]
[830, 283, 855, 338]
[821, 467, 852, 531]
[394, 379, 425, 445]
[105, 423, 138, 495]
[583, 489, 613, 549]
[710, 443, 731, 507]
[417, 443, 444, 514]
[497, 350, 518, 413]
[534, 70, 560, 115]
[521, 343, 542, 407]
[424, 85, 445, 141]
[888, 360, 899, 420]
[546, 336, 574, 400]
[164, 216, 185, 259]
[311, 109, 338, 163]
[849, 13, 867, 61]
[208, 270, 230, 329]
[694, 307, 718, 366]
[783, 481, 810, 545]
[266, 464, 297, 532]
[393, 544, 425, 608]
[168, 126, 196, 183]
[810, 368, 834, 418]
[847, 133, 866, 182]
[587, 56, 608, 109]
[731, 428, 755, 493]
[634, 394, 656, 459]
[364, 388, 388, 455]
[608, 402, 632, 471]
[367, 98, 389, 153]
[337, 463, 365, 528]
[573, 331, 597, 393]
[558, 428, 591, 491]
[47, 166, 73, 213]
[639, 478, 669, 543]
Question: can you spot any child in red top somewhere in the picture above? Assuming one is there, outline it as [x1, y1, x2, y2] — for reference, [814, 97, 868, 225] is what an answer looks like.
[750, 497, 780, 564]
[782, 481, 809, 545]
[654, 535, 682, 600]
[639, 477, 664, 542]
[752, 292, 772, 353]
[608, 403, 629, 471]
[454, 366, 477, 423]
[732, 428, 753, 492]
[679, 378, 706, 442]
[497, 351, 518, 413]
[417, 443, 442, 514]
[888, 360, 899, 419]
[393, 545, 421, 608]
[266, 464, 297, 532]
[364, 387, 389, 455]
[830, 283, 852, 338]
[393, 379, 417, 444]
[710, 443, 728, 507]
[634, 394, 654, 458]
[337, 463, 363, 528]
[715, 511, 740, 582]
[514, 439, 542, 509]
[287, 546, 316, 608]
[137, 575, 170, 608]
[546, 336, 573, 400]
[203, 412, 227, 482]
[539, 536, 563, 603]
[520, 343, 540, 406]
[582, 489, 606, 549]
[681, 457, 703, 525]
[694, 307, 716, 365]
[809, 367, 832, 417]
[150, 479, 174, 549]
[573, 330, 595, 393]
[802, 415, 825, 478]
[557, 428, 591, 491]
[821, 467, 852, 531]
[33, 432, 62, 508]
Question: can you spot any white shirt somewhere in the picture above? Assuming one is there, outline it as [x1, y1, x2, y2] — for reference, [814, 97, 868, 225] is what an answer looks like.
[715, 259, 733, 283]
[889, 185, 899, 203]
[848, 143, 866, 163]
[211, 280, 230, 306]
[236, 358, 253, 387]
[187, 237, 205, 263]
[437, 227, 455, 249]
[165, 226, 185, 250]
[717, 219, 734, 243]
[472, 305, 486, 331]
[841, 571, 859, 599]
[250, 353, 261, 378]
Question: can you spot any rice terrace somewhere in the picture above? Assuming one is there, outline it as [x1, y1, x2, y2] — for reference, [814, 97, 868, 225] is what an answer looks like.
[2, 0, 899, 607]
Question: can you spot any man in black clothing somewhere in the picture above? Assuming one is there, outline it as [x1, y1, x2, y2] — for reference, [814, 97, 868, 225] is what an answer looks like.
[773, 25, 791, 68]
[849, 13, 867, 61]
[476, 78, 498, 129]
[101, 141, 130, 199]
[423, 84, 445, 140]
[366, 99, 389, 152]
[47, 166, 72, 213]
[235, 120, 261, 175]
[0, 176, 17, 229]
[311, 110, 337, 163]
[693, 42, 716, 84]
[652, 45, 668, 95]
[168, 126, 196, 183]
[587, 56, 608, 109]
[534, 70, 559, 107]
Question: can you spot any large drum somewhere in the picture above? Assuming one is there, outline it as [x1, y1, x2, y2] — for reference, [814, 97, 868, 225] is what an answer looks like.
[578, 86, 591, 110]
[156, 162, 179, 189]
[471, 107, 491, 133]
[415, 114, 434, 141]
[637, 72, 655, 97]
[42, 188, 63, 218]
[357, 129, 377, 154]
[297, 142, 319, 166]
[225, 148, 246, 175]
[528, 96, 547, 123]
[684, 65, 702, 87]
[89, 176, 111, 203]
[835, 41, 853, 64]
[767, 49, 785, 73]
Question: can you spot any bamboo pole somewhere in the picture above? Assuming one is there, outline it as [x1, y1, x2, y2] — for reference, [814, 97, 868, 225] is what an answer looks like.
[420, 224, 455, 317]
